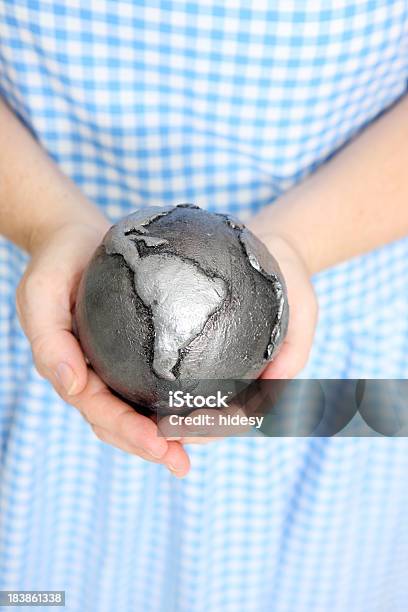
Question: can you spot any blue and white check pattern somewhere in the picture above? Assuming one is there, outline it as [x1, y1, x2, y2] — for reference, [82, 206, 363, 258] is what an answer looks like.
[1, 2, 408, 611]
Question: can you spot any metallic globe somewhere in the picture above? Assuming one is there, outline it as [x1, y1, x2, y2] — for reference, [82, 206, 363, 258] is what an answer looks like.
[74, 204, 289, 412]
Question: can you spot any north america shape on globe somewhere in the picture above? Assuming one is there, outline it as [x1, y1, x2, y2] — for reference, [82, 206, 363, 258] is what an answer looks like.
[74, 204, 289, 410]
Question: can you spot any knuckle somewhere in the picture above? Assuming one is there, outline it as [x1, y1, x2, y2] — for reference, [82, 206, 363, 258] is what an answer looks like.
[18, 267, 68, 311]
[15, 294, 24, 325]
[15, 278, 28, 319]
[19, 270, 45, 301]
[30, 333, 50, 369]
[114, 407, 134, 439]
[91, 424, 107, 443]
[78, 402, 94, 426]
[16, 272, 46, 328]
[30, 332, 46, 354]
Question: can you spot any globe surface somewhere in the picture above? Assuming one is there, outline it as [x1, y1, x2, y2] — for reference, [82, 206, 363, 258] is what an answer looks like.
[74, 204, 289, 411]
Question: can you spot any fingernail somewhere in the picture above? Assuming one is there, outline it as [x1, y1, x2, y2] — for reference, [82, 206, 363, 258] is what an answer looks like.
[167, 464, 185, 478]
[55, 362, 77, 395]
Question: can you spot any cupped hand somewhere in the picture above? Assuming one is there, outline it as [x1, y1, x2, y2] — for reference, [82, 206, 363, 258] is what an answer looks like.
[15, 220, 191, 477]
[174, 229, 318, 443]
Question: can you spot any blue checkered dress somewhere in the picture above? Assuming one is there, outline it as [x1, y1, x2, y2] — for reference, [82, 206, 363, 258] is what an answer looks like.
[1, 2, 408, 611]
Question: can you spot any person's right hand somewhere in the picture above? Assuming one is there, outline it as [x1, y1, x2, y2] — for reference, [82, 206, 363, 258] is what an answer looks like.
[15, 220, 191, 478]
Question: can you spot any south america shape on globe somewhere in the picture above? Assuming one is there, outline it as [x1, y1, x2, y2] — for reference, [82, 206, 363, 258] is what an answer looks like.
[74, 204, 289, 411]
[105, 207, 228, 381]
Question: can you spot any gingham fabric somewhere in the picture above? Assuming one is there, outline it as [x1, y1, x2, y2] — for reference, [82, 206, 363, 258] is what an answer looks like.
[1, 2, 408, 611]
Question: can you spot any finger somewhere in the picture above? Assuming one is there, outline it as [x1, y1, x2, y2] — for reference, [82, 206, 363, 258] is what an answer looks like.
[161, 441, 191, 477]
[58, 367, 190, 475]
[16, 267, 88, 395]
[91, 423, 162, 458]
[262, 298, 317, 380]
[261, 340, 296, 379]
[261, 328, 314, 380]
[92, 424, 191, 476]
[66, 368, 170, 460]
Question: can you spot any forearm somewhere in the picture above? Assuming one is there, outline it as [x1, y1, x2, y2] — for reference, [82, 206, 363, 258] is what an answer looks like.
[249, 94, 408, 275]
[0, 97, 107, 253]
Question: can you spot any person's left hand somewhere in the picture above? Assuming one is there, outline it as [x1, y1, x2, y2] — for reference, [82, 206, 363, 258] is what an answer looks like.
[172, 223, 318, 444]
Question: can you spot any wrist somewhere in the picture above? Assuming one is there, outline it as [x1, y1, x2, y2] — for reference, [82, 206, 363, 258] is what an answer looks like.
[247, 204, 317, 276]
[27, 196, 110, 255]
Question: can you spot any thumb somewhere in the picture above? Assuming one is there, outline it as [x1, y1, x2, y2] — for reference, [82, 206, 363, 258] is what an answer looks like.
[16, 267, 88, 397]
